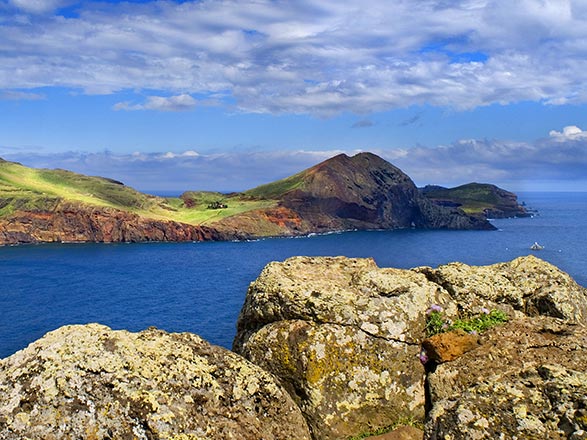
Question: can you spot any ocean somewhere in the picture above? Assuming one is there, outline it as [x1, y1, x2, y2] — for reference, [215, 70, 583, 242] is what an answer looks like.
[1, 192, 585, 359]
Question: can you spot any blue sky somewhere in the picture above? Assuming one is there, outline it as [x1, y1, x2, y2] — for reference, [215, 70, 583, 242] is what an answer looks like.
[1, 0, 587, 193]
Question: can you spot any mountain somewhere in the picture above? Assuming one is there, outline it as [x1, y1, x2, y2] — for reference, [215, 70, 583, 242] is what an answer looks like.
[213, 153, 493, 236]
[421, 183, 530, 219]
[0, 153, 494, 244]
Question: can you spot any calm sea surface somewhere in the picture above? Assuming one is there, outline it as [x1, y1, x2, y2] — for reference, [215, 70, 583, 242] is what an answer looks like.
[1, 192, 585, 359]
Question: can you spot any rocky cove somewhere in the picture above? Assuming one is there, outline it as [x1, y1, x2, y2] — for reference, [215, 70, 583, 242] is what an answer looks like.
[1, 255, 586, 439]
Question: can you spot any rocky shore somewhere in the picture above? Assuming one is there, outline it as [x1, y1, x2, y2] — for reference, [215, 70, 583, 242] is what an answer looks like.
[0, 201, 233, 245]
[1, 255, 586, 439]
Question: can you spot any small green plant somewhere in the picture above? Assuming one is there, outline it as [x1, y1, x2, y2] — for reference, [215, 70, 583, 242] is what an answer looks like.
[425, 305, 508, 337]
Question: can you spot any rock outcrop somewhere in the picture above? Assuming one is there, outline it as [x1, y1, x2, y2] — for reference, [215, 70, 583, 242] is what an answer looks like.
[0, 324, 311, 440]
[3, 255, 585, 439]
[425, 316, 587, 439]
[233, 256, 451, 439]
[0, 201, 229, 244]
[234, 255, 587, 440]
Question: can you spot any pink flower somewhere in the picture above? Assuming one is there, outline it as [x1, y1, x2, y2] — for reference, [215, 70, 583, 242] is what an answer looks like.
[418, 349, 429, 364]
[426, 304, 443, 315]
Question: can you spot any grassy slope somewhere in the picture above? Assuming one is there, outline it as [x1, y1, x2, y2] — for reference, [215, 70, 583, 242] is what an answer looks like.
[423, 183, 504, 214]
[0, 160, 276, 225]
[244, 169, 307, 199]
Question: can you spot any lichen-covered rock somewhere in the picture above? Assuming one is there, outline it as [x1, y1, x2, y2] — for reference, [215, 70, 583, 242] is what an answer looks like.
[234, 255, 587, 440]
[234, 256, 452, 439]
[416, 255, 587, 323]
[241, 320, 424, 440]
[367, 425, 424, 440]
[425, 317, 587, 440]
[0, 324, 311, 440]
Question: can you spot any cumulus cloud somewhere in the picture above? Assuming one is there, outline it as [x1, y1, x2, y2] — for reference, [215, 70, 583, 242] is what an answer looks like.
[2, 126, 586, 192]
[548, 125, 587, 141]
[386, 126, 587, 189]
[2, 1, 587, 114]
[113, 94, 198, 112]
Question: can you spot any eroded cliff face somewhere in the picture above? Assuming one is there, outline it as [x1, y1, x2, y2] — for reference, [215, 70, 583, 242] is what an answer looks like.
[0, 324, 311, 440]
[277, 153, 493, 232]
[234, 255, 587, 440]
[0, 201, 229, 244]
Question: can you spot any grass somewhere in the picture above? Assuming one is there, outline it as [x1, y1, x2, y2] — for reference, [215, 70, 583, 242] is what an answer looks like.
[166, 193, 277, 225]
[423, 183, 503, 215]
[0, 159, 277, 226]
[244, 170, 306, 199]
[425, 307, 508, 337]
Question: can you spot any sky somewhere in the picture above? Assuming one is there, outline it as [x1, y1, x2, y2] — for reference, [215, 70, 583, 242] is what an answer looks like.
[1, 0, 587, 193]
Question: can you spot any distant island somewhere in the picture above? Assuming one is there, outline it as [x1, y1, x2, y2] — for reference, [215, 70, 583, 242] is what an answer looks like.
[0, 153, 527, 245]
[421, 183, 530, 219]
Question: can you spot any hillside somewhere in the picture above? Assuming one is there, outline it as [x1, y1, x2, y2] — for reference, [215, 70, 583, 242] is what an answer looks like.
[0, 153, 495, 244]
[215, 153, 494, 236]
[421, 183, 529, 219]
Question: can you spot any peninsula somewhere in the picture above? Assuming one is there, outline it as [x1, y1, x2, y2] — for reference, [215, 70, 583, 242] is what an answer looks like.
[0, 152, 511, 245]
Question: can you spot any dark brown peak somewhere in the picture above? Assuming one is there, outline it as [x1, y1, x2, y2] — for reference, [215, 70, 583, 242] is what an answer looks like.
[313, 153, 351, 167]
[351, 152, 382, 160]
[349, 152, 404, 171]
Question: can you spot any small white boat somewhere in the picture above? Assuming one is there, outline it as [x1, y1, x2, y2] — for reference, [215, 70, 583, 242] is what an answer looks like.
[530, 242, 544, 251]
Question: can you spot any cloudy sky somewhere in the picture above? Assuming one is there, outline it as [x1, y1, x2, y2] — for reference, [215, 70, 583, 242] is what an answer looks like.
[1, 0, 586, 193]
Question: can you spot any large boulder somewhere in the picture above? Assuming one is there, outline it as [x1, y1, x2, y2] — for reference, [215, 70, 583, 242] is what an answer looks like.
[416, 255, 587, 323]
[234, 256, 453, 439]
[0, 324, 311, 440]
[425, 316, 587, 439]
[234, 255, 587, 440]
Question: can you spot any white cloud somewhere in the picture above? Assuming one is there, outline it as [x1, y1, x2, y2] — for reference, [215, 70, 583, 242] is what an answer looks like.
[2, 1, 587, 113]
[548, 125, 587, 141]
[114, 94, 198, 112]
[9, 0, 70, 14]
[0, 90, 45, 100]
[2, 126, 586, 192]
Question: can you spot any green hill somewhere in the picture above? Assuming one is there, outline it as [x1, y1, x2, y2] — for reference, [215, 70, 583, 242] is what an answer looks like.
[421, 183, 529, 218]
[0, 159, 274, 225]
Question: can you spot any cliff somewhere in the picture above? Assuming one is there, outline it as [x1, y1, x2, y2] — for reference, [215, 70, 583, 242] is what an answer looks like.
[0, 201, 229, 244]
[421, 182, 530, 219]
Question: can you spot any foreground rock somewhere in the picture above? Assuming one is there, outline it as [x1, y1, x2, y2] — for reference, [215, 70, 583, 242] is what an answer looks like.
[0, 202, 229, 244]
[234, 256, 451, 439]
[426, 317, 587, 439]
[234, 255, 587, 440]
[0, 324, 311, 440]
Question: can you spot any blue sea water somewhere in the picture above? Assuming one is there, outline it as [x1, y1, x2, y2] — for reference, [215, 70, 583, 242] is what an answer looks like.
[1, 192, 585, 359]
